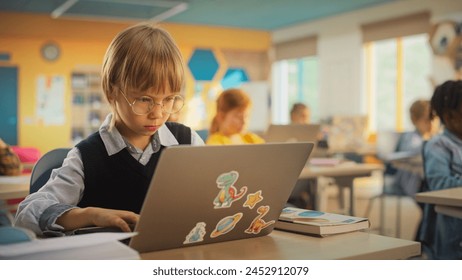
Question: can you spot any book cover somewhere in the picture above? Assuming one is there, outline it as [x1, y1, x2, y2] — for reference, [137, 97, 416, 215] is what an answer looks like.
[275, 207, 370, 237]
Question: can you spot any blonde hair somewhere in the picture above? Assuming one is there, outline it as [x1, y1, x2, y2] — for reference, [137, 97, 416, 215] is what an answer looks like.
[101, 23, 184, 106]
[210, 88, 251, 134]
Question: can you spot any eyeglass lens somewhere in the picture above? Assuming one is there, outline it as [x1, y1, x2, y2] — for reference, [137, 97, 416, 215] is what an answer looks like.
[132, 95, 184, 115]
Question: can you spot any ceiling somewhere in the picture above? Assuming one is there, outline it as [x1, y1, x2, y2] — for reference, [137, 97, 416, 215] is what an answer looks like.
[0, 0, 398, 30]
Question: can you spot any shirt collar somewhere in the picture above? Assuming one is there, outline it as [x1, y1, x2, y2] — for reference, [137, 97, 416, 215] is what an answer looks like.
[99, 114, 179, 156]
[443, 128, 462, 146]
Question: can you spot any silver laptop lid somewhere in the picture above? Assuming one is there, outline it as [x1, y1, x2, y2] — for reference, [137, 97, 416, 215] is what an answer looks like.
[264, 124, 321, 143]
[130, 142, 314, 253]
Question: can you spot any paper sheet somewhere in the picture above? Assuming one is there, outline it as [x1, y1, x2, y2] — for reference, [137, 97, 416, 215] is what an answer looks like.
[0, 232, 137, 257]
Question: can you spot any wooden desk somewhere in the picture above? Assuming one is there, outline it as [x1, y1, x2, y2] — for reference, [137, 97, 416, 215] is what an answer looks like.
[389, 155, 423, 177]
[0, 175, 30, 200]
[141, 230, 420, 260]
[416, 187, 462, 219]
[299, 163, 384, 215]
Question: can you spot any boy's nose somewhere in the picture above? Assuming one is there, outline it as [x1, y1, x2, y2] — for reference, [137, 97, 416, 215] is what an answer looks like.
[148, 106, 163, 119]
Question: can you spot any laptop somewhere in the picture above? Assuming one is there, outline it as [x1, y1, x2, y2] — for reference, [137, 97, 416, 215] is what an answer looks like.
[328, 115, 368, 152]
[264, 124, 321, 143]
[129, 142, 314, 253]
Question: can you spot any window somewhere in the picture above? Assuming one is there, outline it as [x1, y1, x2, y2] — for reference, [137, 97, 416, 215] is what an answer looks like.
[364, 33, 432, 132]
[271, 56, 319, 124]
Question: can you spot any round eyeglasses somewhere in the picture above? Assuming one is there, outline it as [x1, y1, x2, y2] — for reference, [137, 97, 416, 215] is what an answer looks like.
[119, 90, 184, 115]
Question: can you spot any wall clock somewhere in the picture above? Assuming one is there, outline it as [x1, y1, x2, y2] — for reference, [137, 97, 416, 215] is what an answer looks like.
[41, 42, 60, 62]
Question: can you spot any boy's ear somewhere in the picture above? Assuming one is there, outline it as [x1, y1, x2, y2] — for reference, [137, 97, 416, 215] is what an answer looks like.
[442, 111, 455, 125]
[106, 91, 117, 104]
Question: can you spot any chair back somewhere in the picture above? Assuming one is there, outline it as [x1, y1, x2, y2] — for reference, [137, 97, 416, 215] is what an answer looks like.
[196, 129, 209, 142]
[30, 148, 71, 194]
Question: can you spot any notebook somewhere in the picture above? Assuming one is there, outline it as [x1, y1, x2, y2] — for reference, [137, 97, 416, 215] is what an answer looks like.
[129, 142, 314, 253]
[264, 124, 321, 143]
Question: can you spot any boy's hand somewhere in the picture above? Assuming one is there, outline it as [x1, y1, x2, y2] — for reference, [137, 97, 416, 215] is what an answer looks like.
[89, 207, 139, 232]
[57, 207, 139, 232]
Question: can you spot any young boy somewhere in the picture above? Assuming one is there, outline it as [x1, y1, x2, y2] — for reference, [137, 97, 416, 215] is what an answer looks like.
[14, 23, 204, 236]
[388, 99, 438, 197]
[419, 80, 462, 259]
[290, 103, 310, 125]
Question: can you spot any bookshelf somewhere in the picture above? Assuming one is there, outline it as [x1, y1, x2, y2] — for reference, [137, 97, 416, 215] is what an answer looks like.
[71, 70, 110, 145]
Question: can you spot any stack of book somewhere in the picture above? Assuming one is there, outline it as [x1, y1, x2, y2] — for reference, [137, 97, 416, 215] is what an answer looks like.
[275, 207, 370, 237]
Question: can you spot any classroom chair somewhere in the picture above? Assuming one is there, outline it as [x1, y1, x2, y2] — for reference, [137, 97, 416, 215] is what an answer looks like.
[363, 131, 424, 237]
[30, 148, 71, 194]
[196, 129, 209, 142]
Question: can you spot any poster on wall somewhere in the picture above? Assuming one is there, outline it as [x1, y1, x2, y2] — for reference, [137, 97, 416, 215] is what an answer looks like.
[36, 75, 66, 125]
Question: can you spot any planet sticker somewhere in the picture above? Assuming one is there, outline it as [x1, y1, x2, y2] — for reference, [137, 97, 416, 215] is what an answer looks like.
[210, 213, 243, 238]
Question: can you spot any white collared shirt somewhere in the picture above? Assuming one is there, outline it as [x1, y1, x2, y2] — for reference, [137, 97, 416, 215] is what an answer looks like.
[14, 114, 204, 235]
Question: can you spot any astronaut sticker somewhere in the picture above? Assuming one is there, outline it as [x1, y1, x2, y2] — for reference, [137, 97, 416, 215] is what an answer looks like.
[243, 190, 263, 209]
[213, 171, 248, 209]
[210, 213, 243, 238]
[244, 205, 275, 234]
[183, 222, 207, 244]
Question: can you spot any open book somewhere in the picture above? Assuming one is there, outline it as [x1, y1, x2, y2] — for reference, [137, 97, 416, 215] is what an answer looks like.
[275, 207, 370, 237]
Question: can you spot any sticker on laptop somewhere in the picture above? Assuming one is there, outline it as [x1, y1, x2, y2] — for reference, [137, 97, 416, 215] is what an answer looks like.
[210, 213, 243, 238]
[244, 205, 275, 235]
[183, 222, 207, 244]
[213, 171, 248, 209]
[243, 190, 263, 209]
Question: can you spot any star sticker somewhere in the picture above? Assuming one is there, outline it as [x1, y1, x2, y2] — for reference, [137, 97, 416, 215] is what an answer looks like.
[243, 190, 263, 209]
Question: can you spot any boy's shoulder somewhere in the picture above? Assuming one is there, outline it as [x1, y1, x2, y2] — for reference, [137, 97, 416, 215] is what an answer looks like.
[164, 122, 191, 145]
[76, 132, 103, 148]
[425, 131, 458, 152]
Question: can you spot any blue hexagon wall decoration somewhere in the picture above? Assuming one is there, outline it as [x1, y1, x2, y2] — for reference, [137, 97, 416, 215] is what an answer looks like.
[188, 49, 219, 81]
[221, 68, 249, 90]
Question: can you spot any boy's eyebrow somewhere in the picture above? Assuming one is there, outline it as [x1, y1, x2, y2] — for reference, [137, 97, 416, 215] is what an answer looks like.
[131, 90, 178, 98]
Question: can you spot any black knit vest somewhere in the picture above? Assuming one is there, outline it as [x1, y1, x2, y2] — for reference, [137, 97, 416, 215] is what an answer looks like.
[76, 122, 191, 213]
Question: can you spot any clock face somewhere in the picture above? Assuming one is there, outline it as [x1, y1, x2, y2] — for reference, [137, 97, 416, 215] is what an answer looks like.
[41, 42, 60, 62]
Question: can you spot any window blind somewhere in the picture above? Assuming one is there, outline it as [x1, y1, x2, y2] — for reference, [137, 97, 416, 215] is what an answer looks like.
[274, 35, 317, 61]
[361, 11, 430, 43]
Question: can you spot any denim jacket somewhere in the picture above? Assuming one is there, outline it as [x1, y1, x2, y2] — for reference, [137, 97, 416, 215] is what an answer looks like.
[420, 128, 462, 259]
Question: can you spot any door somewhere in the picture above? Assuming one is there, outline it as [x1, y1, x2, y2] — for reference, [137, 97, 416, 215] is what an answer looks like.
[0, 66, 18, 145]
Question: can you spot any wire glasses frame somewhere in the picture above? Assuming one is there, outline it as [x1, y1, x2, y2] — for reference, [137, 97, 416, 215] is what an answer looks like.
[119, 89, 185, 115]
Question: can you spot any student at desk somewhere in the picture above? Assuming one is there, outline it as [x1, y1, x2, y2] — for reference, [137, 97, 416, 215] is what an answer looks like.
[419, 80, 462, 260]
[288, 103, 323, 209]
[14, 23, 204, 236]
[290, 103, 310, 125]
[206, 88, 264, 145]
[387, 99, 439, 197]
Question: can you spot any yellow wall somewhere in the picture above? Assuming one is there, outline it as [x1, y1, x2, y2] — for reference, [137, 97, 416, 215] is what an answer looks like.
[0, 12, 270, 154]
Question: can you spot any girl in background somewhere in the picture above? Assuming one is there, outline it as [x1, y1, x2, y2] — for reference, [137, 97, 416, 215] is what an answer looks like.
[206, 88, 264, 145]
